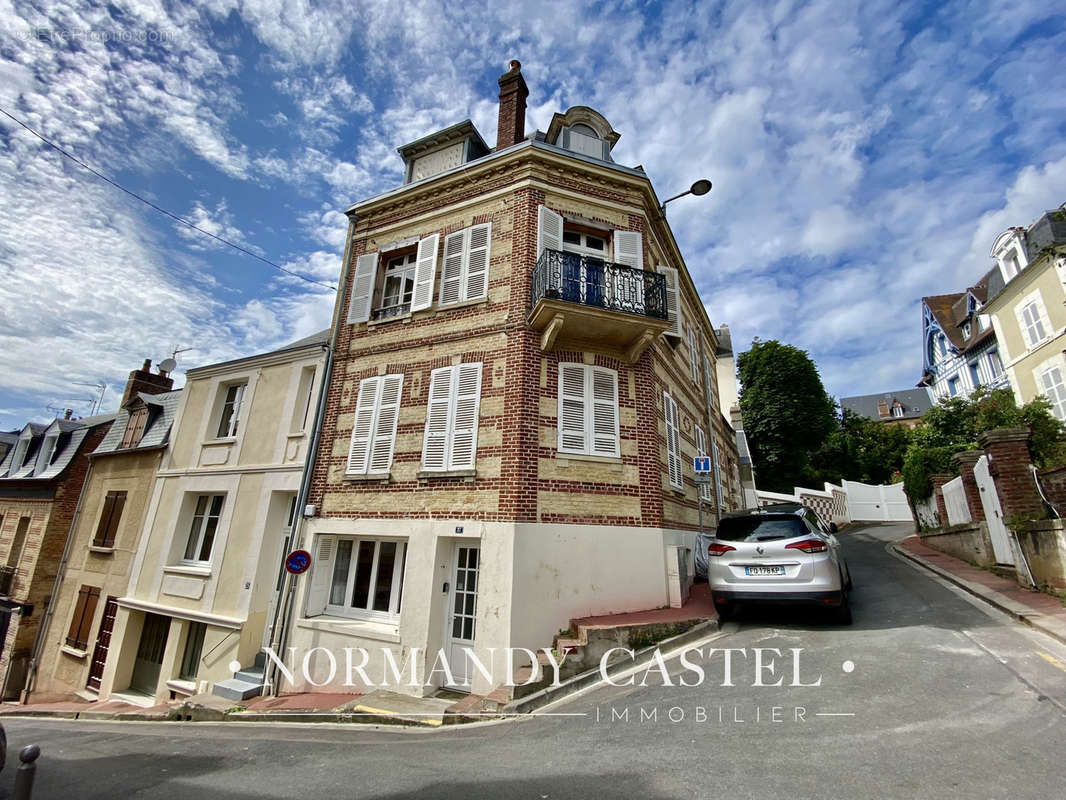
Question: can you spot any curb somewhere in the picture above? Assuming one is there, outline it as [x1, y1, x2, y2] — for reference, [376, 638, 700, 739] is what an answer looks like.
[503, 618, 721, 715]
[891, 543, 1066, 647]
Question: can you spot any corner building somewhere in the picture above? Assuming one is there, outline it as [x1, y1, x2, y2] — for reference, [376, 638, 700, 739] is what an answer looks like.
[288, 62, 741, 696]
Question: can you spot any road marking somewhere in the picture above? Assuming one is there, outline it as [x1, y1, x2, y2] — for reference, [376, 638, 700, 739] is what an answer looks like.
[814, 712, 855, 717]
[1036, 651, 1066, 673]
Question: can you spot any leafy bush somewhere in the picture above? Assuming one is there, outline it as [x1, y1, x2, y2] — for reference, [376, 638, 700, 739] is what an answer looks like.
[902, 443, 966, 500]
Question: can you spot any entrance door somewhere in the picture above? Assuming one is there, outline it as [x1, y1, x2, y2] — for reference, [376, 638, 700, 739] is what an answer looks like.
[445, 544, 480, 690]
[974, 455, 1015, 565]
[130, 613, 170, 695]
[86, 596, 118, 692]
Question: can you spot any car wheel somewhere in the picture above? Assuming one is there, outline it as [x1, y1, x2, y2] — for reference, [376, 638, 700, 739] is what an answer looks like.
[844, 567, 853, 592]
[835, 587, 852, 626]
[714, 602, 731, 622]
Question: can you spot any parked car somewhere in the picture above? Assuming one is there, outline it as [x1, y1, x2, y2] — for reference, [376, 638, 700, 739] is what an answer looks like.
[706, 505, 853, 624]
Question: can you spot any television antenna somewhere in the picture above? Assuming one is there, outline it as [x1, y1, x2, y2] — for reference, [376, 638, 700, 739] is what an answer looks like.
[72, 381, 107, 415]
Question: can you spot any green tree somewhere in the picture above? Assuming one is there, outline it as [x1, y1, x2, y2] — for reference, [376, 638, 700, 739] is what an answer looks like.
[806, 408, 913, 486]
[737, 339, 836, 493]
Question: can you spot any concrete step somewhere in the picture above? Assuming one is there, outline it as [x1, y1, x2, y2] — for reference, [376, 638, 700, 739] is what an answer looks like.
[234, 668, 264, 684]
[212, 678, 265, 702]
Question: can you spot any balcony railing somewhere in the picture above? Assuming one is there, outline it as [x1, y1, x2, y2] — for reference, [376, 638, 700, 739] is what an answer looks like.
[531, 249, 668, 321]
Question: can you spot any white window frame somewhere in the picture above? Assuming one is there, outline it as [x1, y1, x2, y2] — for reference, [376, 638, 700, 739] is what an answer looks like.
[987, 349, 1003, 379]
[1037, 357, 1066, 421]
[695, 425, 711, 500]
[422, 363, 483, 471]
[1015, 290, 1051, 350]
[557, 364, 620, 458]
[324, 536, 407, 622]
[34, 432, 58, 475]
[8, 434, 30, 474]
[215, 383, 246, 439]
[290, 365, 317, 434]
[182, 494, 225, 564]
[439, 223, 491, 306]
[687, 323, 701, 384]
[664, 392, 683, 489]
[346, 375, 404, 476]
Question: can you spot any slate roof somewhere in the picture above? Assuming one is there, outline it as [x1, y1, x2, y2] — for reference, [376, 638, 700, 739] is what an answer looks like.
[984, 208, 1066, 306]
[922, 268, 998, 354]
[840, 388, 935, 422]
[0, 414, 115, 481]
[187, 329, 330, 375]
[93, 389, 182, 456]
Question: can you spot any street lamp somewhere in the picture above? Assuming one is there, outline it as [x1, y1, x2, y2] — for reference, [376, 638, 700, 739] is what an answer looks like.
[659, 178, 712, 218]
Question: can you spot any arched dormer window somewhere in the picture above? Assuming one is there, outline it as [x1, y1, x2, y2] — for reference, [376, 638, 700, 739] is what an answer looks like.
[990, 228, 1028, 284]
[546, 107, 621, 163]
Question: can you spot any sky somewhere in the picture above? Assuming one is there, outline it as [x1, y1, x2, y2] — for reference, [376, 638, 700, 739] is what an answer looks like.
[0, 0, 1064, 429]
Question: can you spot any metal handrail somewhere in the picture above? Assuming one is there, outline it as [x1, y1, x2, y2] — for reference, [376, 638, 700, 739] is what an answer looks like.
[531, 249, 668, 320]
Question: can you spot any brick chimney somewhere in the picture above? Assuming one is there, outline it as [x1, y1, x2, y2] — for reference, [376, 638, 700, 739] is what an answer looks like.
[496, 59, 528, 151]
[876, 399, 890, 419]
[121, 358, 174, 407]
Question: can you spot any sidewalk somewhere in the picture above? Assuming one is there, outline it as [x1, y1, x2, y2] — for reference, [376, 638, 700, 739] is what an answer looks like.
[894, 535, 1066, 645]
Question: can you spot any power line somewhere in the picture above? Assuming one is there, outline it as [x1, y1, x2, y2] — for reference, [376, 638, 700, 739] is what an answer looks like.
[0, 105, 337, 291]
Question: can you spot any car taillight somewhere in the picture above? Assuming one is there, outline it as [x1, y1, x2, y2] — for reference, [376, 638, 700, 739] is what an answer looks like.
[785, 538, 828, 554]
[708, 542, 736, 557]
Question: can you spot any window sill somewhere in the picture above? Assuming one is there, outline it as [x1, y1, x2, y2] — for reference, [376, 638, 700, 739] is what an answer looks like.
[297, 615, 401, 644]
[343, 472, 391, 483]
[417, 469, 477, 481]
[367, 312, 412, 327]
[286, 431, 306, 439]
[164, 564, 212, 578]
[61, 645, 88, 660]
[435, 296, 489, 315]
[670, 488, 687, 497]
[202, 437, 237, 446]
[88, 545, 115, 555]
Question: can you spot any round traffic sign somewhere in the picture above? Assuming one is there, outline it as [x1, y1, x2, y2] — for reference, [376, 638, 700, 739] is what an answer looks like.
[285, 549, 312, 575]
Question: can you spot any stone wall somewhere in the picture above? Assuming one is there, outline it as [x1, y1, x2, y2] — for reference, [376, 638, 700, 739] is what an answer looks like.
[918, 523, 996, 567]
[1017, 521, 1066, 592]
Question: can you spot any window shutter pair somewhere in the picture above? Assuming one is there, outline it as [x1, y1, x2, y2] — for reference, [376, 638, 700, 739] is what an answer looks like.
[688, 325, 701, 384]
[347, 375, 404, 474]
[422, 363, 483, 471]
[536, 205, 643, 269]
[347, 235, 442, 324]
[558, 364, 620, 457]
[440, 223, 492, 306]
[664, 392, 683, 489]
[93, 491, 127, 548]
[305, 535, 335, 617]
[658, 266, 681, 338]
[695, 426, 711, 501]
[1017, 295, 1051, 348]
[66, 585, 100, 650]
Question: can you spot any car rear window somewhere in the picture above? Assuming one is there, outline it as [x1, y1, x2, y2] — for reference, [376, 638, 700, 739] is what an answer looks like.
[715, 516, 809, 542]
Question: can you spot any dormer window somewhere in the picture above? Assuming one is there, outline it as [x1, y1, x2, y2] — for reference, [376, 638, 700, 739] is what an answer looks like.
[34, 433, 58, 475]
[8, 434, 30, 473]
[121, 406, 149, 448]
[567, 124, 604, 158]
[546, 107, 621, 163]
[892, 404, 905, 418]
[961, 322, 971, 339]
[991, 228, 1029, 284]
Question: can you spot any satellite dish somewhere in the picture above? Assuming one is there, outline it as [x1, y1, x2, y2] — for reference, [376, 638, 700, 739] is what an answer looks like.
[159, 358, 177, 374]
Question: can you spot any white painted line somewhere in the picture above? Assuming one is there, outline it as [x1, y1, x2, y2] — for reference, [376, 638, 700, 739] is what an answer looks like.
[814, 712, 856, 717]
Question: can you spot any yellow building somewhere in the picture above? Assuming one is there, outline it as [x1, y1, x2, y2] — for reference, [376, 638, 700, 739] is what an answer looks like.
[98, 333, 327, 704]
[981, 206, 1066, 419]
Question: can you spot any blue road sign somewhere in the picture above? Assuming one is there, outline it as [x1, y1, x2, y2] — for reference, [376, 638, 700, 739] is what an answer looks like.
[285, 549, 312, 575]
[693, 456, 712, 473]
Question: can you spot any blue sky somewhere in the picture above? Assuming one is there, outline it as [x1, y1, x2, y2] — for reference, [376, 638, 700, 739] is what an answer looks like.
[1, 0, 1064, 430]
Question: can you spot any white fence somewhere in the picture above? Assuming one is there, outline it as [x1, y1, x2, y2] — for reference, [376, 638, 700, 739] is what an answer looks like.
[757, 483, 849, 527]
[841, 480, 912, 522]
[942, 476, 971, 526]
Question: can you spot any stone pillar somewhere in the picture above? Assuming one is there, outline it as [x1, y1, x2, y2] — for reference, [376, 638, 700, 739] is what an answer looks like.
[978, 427, 1045, 522]
[930, 473, 952, 528]
[953, 450, 985, 523]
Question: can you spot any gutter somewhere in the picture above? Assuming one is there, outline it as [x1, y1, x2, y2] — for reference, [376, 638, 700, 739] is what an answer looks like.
[264, 215, 355, 695]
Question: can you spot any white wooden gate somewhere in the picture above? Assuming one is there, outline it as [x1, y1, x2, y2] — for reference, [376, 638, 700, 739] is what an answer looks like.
[973, 455, 1015, 565]
[842, 480, 912, 522]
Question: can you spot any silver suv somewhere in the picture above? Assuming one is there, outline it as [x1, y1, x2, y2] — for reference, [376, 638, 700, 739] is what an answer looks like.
[707, 505, 853, 624]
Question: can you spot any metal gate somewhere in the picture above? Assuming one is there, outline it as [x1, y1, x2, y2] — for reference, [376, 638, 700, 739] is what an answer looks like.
[973, 455, 1015, 565]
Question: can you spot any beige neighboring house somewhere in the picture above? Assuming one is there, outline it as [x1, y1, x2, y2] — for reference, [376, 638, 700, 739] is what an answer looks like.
[27, 361, 177, 701]
[98, 332, 328, 704]
[981, 206, 1066, 419]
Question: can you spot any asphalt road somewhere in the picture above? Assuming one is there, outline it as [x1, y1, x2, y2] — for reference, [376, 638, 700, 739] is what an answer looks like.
[4, 522, 1066, 799]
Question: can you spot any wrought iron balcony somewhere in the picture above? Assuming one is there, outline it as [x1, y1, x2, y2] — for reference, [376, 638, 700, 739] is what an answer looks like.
[529, 249, 671, 362]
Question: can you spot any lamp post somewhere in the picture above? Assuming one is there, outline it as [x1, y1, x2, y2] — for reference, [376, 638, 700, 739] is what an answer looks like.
[659, 178, 712, 218]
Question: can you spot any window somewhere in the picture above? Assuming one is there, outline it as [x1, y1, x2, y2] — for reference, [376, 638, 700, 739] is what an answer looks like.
[938, 334, 947, 357]
[347, 375, 404, 475]
[92, 490, 127, 548]
[695, 426, 711, 501]
[557, 364, 620, 458]
[66, 585, 100, 650]
[290, 366, 317, 434]
[664, 392, 683, 489]
[7, 517, 29, 568]
[34, 432, 58, 475]
[440, 223, 491, 306]
[961, 322, 971, 339]
[375, 251, 416, 319]
[688, 323, 701, 384]
[183, 495, 224, 563]
[988, 350, 1003, 379]
[422, 363, 483, 471]
[179, 622, 206, 680]
[969, 362, 981, 390]
[1016, 292, 1051, 349]
[711, 438, 724, 507]
[348, 235, 440, 323]
[121, 406, 149, 448]
[215, 384, 245, 438]
[324, 537, 407, 620]
[566, 124, 605, 158]
[7, 434, 29, 474]
[892, 404, 905, 418]
[562, 229, 608, 258]
[1002, 250, 1020, 280]
[1039, 365, 1066, 421]
[947, 377, 959, 397]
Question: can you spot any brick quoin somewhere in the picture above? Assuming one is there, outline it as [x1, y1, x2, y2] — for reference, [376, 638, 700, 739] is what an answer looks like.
[979, 428, 1045, 522]
[953, 450, 985, 523]
[929, 474, 952, 527]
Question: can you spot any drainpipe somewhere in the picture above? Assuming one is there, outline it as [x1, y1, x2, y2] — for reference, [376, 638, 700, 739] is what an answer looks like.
[264, 214, 356, 695]
[21, 457, 95, 702]
[699, 334, 722, 521]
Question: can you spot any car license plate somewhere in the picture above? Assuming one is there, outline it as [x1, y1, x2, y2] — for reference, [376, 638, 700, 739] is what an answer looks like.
[745, 565, 785, 576]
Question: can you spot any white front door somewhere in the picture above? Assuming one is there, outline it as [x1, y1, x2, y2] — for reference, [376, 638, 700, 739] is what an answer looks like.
[445, 544, 480, 690]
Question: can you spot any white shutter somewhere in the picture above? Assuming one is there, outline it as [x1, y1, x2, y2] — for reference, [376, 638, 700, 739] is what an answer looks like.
[368, 374, 403, 473]
[711, 438, 724, 509]
[613, 230, 643, 270]
[537, 206, 563, 258]
[449, 363, 483, 469]
[347, 253, 378, 324]
[664, 392, 683, 489]
[464, 223, 491, 301]
[558, 363, 588, 454]
[658, 265, 681, 338]
[305, 535, 335, 617]
[590, 367, 620, 457]
[347, 377, 379, 474]
[411, 234, 439, 312]
[439, 230, 465, 306]
[688, 325, 700, 383]
[422, 366, 454, 471]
